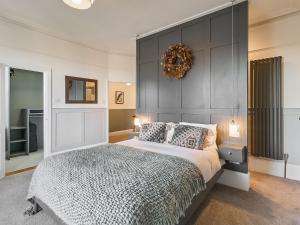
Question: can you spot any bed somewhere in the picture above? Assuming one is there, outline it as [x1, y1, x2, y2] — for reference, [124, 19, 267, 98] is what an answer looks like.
[26, 139, 223, 225]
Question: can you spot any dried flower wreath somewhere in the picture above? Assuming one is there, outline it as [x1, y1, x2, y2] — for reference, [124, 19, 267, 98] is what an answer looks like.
[161, 43, 192, 80]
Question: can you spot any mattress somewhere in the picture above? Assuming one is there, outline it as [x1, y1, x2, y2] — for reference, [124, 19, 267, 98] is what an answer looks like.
[118, 139, 222, 182]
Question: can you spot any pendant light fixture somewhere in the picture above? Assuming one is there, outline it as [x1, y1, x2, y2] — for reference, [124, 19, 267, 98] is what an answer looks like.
[228, 0, 240, 138]
[62, 0, 95, 10]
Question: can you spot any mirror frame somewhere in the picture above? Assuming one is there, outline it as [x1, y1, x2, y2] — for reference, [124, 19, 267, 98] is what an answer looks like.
[65, 76, 98, 104]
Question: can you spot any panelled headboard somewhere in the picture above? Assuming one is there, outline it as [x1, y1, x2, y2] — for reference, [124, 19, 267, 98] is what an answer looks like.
[136, 2, 248, 146]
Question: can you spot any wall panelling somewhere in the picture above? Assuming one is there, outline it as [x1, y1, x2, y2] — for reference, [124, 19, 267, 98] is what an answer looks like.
[136, 2, 248, 146]
[52, 108, 107, 153]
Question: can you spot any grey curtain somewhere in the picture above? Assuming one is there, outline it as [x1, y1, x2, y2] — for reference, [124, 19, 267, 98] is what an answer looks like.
[249, 57, 283, 160]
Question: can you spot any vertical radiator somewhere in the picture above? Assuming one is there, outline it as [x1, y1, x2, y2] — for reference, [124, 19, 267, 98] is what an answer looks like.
[249, 57, 283, 160]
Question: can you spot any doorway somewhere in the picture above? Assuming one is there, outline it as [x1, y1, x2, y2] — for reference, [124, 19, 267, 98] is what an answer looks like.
[0, 65, 51, 178]
[5, 68, 44, 175]
[108, 82, 136, 143]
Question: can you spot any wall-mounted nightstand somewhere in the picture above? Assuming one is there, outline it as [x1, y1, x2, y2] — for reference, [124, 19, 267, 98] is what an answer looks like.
[128, 131, 139, 140]
[219, 143, 248, 173]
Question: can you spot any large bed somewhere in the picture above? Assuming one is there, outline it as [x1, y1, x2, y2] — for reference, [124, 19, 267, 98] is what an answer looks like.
[26, 138, 223, 225]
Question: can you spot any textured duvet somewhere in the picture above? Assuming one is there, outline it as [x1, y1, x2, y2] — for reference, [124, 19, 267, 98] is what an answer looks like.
[27, 144, 206, 225]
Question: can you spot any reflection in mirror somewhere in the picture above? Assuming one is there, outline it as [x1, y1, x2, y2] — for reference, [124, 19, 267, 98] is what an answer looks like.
[68, 80, 84, 101]
[65, 76, 98, 104]
[86, 81, 96, 102]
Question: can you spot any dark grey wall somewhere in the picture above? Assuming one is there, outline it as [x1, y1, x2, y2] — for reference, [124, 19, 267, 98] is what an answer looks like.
[10, 69, 43, 126]
[109, 109, 136, 132]
[136, 2, 248, 145]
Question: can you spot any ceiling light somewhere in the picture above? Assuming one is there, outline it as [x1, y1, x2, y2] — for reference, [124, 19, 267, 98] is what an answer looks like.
[72, 0, 82, 5]
[63, 0, 94, 10]
[126, 82, 132, 86]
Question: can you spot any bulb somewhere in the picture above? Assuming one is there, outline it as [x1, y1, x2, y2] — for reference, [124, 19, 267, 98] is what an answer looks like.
[229, 120, 240, 138]
[63, 0, 94, 9]
[72, 0, 82, 5]
[126, 82, 132, 86]
[134, 118, 141, 127]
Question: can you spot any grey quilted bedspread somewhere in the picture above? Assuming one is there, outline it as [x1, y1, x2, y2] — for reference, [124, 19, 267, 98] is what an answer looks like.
[27, 144, 206, 225]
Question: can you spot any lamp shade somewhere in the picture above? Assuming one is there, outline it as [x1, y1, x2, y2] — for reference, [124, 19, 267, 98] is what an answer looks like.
[62, 0, 94, 10]
[229, 120, 240, 138]
[134, 118, 141, 127]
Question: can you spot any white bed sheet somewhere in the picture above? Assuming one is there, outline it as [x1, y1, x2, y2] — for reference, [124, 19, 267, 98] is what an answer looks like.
[117, 139, 222, 183]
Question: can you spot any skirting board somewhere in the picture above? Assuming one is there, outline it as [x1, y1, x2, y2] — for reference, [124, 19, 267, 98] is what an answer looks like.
[287, 164, 300, 181]
[249, 156, 300, 181]
[217, 169, 250, 191]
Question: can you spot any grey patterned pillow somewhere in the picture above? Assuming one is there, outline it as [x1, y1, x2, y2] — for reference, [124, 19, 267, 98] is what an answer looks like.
[139, 122, 167, 143]
[170, 125, 208, 150]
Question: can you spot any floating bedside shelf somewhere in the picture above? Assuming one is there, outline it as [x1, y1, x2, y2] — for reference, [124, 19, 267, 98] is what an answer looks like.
[219, 144, 248, 174]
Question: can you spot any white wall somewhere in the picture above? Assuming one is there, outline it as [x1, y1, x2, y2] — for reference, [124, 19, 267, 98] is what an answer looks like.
[249, 12, 300, 181]
[0, 19, 108, 109]
[108, 53, 136, 83]
[0, 18, 137, 163]
[249, 13, 300, 108]
[0, 16, 136, 177]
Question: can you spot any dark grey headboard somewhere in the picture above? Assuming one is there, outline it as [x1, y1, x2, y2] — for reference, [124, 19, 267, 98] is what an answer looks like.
[136, 2, 248, 146]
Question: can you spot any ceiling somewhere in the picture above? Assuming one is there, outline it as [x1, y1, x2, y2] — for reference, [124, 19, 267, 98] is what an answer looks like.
[0, 0, 299, 55]
[248, 0, 300, 25]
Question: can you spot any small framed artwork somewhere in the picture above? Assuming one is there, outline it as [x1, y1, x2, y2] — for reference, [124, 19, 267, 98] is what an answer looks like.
[115, 91, 124, 104]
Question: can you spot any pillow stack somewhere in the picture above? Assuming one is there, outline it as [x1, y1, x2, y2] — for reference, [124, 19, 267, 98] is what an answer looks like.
[138, 121, 217, 151]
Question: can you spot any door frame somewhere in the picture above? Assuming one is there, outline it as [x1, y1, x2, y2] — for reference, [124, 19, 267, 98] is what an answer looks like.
[0, 63, 52, 178]
[0, 65, 5, 178]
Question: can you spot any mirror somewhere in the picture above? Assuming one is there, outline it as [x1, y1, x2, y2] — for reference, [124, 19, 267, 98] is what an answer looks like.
[65, 76, 98, 104]
[68, 79, 84, 101]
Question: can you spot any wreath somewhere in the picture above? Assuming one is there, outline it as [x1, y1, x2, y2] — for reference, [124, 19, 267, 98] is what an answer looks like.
[161, 43, 193, 80]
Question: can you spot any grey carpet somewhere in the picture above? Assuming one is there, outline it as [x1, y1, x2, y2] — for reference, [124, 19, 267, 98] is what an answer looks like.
[0, 171, 59, 225]
[0, 171, 299, 225]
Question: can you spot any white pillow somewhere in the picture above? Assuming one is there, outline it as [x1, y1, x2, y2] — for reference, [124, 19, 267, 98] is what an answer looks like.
[179, 122, 217, 147]
[165, 122, 177, 143]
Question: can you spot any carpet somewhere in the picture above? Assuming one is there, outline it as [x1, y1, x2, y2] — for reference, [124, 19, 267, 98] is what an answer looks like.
[5, 149, 43, 174]
[0, 171, 58, 225]
[0, 171, 299, 225]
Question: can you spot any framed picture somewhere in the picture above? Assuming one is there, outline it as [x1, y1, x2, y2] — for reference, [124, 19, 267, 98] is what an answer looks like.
[115, 91, 124, 104]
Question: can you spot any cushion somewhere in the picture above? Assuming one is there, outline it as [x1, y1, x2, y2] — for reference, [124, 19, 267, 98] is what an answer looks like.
[170, 125, 208, 150]
[165, 122, 177, 143]
[179, 122, 217, 147]
[139, 122, 166, 143]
